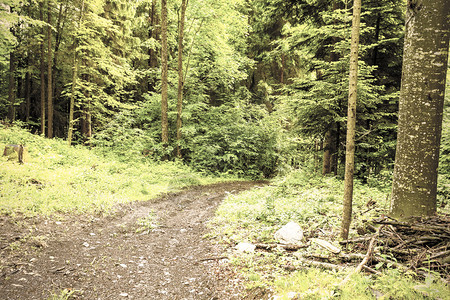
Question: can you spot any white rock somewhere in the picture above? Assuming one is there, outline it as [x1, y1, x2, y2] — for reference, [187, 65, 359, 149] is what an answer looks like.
[274, 221, 304, 244]
[235, 242, 256, 253]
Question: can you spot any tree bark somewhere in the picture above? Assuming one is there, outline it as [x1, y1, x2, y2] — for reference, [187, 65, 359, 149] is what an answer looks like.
[24, 55, 31, 123]
[68, 0, 84, 146]
[340, 0, 361, 240]
[390, 0, 450, 218]
[47, 1, 53, 138]
[40, 1, 46, 135]
[148, 0, 159, 92]
[161, 0, 169, 152]
[176, 0, 188, 158]
[7, 51, 16, 122]
[322, 129, 332, 175]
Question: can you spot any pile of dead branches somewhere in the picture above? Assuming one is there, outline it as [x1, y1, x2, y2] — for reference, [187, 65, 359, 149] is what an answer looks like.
[339, 215, 449, 278]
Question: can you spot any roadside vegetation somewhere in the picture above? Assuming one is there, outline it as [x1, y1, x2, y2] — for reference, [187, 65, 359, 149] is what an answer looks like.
[209, 170, 449, 299]
[0, 124, 230, 216]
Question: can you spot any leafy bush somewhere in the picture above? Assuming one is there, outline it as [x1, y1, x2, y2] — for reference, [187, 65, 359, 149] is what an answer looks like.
[92, 93, 289, 178]
[181, 101, 279, 178]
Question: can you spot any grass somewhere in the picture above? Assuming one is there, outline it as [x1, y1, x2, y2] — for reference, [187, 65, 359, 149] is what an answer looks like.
[209, 169, 450, 299]
[0, 124, 232, 216]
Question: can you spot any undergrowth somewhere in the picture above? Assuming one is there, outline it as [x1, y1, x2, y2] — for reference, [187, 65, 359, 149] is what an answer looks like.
[0, 125, 230, 216]
[209, 169, 449, 299]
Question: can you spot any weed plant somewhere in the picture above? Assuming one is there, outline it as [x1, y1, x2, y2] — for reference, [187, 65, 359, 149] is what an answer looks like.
[0, 125, 226, 216]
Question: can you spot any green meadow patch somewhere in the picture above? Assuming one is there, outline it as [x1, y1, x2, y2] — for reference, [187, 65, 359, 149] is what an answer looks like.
[0, 125, 227, 216]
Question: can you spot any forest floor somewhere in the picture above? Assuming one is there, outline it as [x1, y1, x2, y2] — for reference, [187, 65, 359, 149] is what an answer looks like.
[0, 181, 267, 300]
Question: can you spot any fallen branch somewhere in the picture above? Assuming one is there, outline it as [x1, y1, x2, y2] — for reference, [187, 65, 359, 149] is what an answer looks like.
[254, 243, 307, 251]
[340, 225, 383, 287]
[198, 256, 228, 262]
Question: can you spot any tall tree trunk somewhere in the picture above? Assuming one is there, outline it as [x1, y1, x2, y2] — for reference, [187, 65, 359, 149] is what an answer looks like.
[67, 53, 78, 145]
[47, 1, 53, 138]
[176, 0, 188, 158]
[323, 0, 340, 175]
[68, 0, 84, 145]
[25, 55, 31, 123]
[7, 51, 16, 122]
[390, 0, 449, 218]
[161, 0, 169, 153]
[148, 0, 159, 92]
[40, 1, 46, 135]
[372, 13, 381, 66]
[340, 0, 361, 240]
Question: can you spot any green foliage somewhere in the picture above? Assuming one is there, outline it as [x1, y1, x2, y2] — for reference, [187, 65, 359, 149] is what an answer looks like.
[273, 268, 449, 299]
[0, 124, 222, 216]
[210, 168, 389, 244]
[210, 168, 449, 298]
[182, 101, 279, 178]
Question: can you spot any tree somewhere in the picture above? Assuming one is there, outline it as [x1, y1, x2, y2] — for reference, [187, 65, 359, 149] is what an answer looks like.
[176, 0, 188, 158]
[390, 0, 449, 218]
[40, 0, 46, 135]
[340, 0, 362, 240]
[47, 0, 53, 138]
[160, 0, 169, 151]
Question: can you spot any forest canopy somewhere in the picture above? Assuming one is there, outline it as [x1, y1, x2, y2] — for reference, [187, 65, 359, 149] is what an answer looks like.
[0, 0, 448, 186]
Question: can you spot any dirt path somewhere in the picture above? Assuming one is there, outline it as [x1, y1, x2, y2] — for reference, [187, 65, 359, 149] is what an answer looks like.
[0, 181, 266, 299]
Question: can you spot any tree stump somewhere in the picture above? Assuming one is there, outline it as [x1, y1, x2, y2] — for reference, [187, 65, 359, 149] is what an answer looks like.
[3, 144, 27, 163]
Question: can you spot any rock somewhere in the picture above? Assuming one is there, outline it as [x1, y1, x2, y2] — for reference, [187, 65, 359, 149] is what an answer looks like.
[235, 242, 256, 253]
[274, 221, 304, 244]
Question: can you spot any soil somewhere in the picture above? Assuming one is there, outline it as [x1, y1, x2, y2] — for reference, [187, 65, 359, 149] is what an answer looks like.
[0, 181, 267, 300]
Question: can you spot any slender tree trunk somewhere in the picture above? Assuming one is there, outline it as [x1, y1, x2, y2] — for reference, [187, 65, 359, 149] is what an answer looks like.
[161, 0, 169, 153]
[176, 0, 188, 158]
[7, 51, 16, 122]
[340, 0, 361, 240]
[68, 0, 84, 145]
[47, 1, 53, 138]
[390, 0, 449, 218]
[147, 0, 158, 92]
[372, 13, 381, 66]
[68, 53, 78, 145]
[40, 1, 46, 135]
[25, 58, 31, 123]
[322, 130, 332, 175]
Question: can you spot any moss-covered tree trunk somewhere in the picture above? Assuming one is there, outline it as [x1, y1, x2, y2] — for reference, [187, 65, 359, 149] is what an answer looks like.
[340, 0, 361, 240]
[390, 0, 449, 218]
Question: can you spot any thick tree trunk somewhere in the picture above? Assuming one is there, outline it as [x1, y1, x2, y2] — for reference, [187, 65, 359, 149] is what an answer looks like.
[161, 0, 169, 152]
[47, 2, 53, 138]
[40, 1, 46, 135]
[340, 0, 361, 240]
[390, 0, 449, 218]
[176, 0, 188, 158]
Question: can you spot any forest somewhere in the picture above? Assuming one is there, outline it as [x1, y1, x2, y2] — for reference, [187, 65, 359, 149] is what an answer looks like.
[0, 0, 449, 298]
